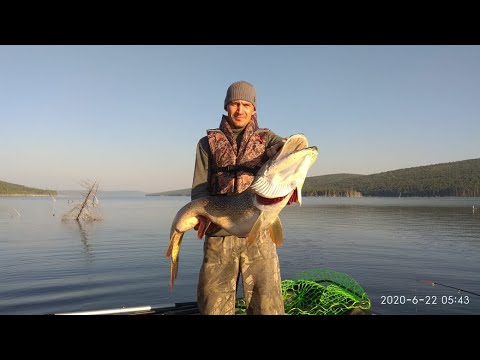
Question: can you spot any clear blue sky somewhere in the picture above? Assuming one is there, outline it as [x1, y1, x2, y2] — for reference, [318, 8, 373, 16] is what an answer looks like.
[1, 45, 479, 193]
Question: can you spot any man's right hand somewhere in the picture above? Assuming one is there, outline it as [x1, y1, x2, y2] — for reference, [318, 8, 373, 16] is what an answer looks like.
[205, 223, 222, 236]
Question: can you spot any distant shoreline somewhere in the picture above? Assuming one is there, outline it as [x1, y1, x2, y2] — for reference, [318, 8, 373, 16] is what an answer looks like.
[0, 194, 53, 198]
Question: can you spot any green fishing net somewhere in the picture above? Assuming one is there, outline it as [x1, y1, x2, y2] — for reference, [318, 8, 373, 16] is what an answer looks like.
[236, 269, 371, 315]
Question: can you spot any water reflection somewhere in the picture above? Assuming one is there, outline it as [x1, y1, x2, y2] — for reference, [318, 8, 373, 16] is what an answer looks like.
[62, 220, 94, 262]
[76, 220, 94, 261]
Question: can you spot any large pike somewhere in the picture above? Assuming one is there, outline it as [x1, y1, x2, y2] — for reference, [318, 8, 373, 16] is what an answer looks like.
[165, 134, 318, 289]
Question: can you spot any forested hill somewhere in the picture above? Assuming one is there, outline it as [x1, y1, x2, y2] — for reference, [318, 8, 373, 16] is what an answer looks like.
[303, 158, 480, 197]
[147, 158, 480, 198]
[4, 159, 478, 198]
[0, 181, 57, 196]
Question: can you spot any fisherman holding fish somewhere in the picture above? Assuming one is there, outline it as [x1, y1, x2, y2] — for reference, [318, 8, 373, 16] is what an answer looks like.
[191, 81, 287, 315]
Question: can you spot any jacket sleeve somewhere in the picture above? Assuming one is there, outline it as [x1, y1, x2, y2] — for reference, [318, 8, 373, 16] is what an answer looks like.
[267, 130, 285, 147]
[191, 137, 211, 201]
[190, 137, 231, 237]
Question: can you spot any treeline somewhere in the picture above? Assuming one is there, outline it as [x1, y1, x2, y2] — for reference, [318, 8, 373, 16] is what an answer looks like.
[142, 158, 480, 198]
[303, 158, 480, 197]
[0, 180, 57, 196]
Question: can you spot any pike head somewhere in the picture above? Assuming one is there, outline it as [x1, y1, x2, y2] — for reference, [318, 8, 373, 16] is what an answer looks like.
[250, 133, 318, 207]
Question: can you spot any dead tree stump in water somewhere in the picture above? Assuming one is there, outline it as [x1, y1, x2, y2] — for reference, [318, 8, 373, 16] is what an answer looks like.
[62, 180, 103, 222]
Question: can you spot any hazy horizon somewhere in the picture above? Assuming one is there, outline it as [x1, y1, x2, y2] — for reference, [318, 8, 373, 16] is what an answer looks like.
[2, 45, 479, 193]
[5, 155, 478, 194]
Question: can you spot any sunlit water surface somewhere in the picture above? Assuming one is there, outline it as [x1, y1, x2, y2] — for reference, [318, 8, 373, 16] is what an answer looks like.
[1, 195, 479, 315]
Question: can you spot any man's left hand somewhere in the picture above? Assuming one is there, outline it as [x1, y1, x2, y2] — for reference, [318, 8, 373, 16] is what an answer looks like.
[266, 138, 287, 159]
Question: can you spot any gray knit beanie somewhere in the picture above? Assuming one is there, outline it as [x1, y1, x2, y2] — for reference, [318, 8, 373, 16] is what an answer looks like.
[224, 81, 256, 110]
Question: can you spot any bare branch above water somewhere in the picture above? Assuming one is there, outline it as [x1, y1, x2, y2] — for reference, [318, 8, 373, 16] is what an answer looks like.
[62, 180, 103, 222]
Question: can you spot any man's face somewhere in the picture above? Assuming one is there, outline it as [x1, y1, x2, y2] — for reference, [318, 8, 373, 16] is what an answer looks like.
[226, 100, 256, 129]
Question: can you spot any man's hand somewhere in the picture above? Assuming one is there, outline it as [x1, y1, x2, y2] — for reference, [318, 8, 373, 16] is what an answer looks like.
[194, 216, 221, 238]
[266, 138, 287, 159]
[205, 223, 222, 236]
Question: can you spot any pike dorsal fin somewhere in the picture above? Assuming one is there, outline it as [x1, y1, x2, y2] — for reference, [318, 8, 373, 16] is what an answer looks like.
[269, 216, 283, 247]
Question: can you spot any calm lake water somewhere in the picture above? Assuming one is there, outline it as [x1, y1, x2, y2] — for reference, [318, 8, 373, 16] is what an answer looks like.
[1, 195, 479, 315]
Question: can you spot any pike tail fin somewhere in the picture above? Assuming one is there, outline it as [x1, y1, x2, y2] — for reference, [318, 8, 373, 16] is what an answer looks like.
[269, 216, 283, 247]
[166, 230, 185, 290]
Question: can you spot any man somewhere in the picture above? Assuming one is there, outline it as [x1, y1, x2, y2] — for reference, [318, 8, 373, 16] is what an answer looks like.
[191, 80, 286, 315]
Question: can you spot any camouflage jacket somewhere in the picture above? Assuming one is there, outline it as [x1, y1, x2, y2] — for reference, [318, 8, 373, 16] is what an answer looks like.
[207, 115, 269, 195]
[191, 115, 283, 201]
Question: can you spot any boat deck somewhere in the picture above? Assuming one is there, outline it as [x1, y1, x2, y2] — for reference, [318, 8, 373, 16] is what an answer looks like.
[53, 302, 371, 315]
